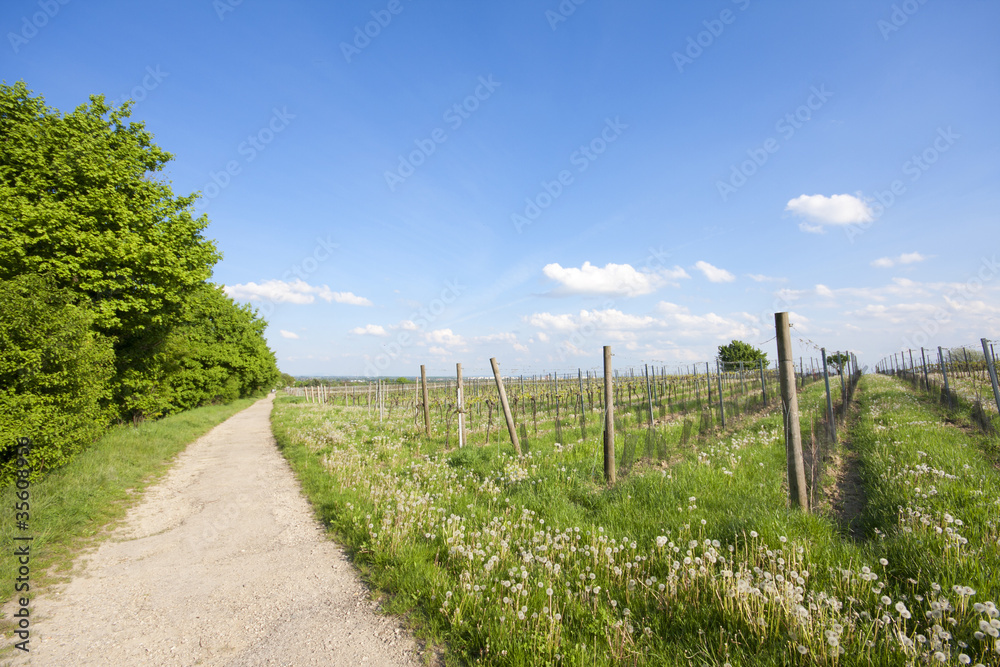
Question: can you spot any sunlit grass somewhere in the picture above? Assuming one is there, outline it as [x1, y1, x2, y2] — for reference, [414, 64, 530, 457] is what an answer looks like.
[273, 376, 1000, 666]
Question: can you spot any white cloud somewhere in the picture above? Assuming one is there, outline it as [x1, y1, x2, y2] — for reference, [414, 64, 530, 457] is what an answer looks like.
[871, 251, 928, 268]
[224, 279, 372, 306]
[279, 330, 300, 339]
[694, 261, 735, 283]
[526, 309, 655, 334]
[578, 309, 656, 330]
[785, 194, 873, 232]
[536, 331, 549, 342]
[525, 312, 577, 332]
[397, 320, 419, 331]
[542, 261, 687, 297]
[899, 252, 926, 264]
[349, 324, 388, 336]
[747, 273, 784, 283]
[426, 328, 466, 347]
[475, 332, 529, 353]
[316, 288, 373, 306]
[656, 302, 759, 340]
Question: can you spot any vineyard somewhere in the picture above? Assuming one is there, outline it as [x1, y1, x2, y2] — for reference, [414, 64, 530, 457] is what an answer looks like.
[272, 346, 1000, 666]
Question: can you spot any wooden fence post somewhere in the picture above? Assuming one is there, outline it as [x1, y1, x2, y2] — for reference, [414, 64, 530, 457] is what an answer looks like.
[759, 357, 768, 407]
[982, 338, 1000, 414]
[716, 359, 725, 429]
[456, 363, 466, 447]
[490, 357, 521, 455]
[603, 346, 616, 485]
[938, 346, 952, 408]
[776, 313, 808, 510]
[644, 363, 654, 426]
[821, 348, 837, 444]
[420, 365, 430, 437]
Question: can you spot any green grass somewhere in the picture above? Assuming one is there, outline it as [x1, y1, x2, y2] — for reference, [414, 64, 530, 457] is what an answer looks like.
[273, 375, 1000, 666]
[0, 397, 259, 614]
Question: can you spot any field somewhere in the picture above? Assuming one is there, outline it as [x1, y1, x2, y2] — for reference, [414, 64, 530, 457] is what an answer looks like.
[271, 372, 1000, 666]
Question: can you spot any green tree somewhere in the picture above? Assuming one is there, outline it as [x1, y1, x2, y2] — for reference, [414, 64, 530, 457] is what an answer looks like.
[826, 352, 851, 374]
[717, 340, 768, 370]
[277, 372, 296, 388]
[0, 275, 115, 483]
[160, 284, 279, 411]
[0, 81, 221, 417]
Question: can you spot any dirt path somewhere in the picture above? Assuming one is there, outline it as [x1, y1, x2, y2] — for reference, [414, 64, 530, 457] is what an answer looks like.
[8, 396, 421, 666]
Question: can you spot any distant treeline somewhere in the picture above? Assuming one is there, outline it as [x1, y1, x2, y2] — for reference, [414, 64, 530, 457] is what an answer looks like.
[0, 82, 279, 484]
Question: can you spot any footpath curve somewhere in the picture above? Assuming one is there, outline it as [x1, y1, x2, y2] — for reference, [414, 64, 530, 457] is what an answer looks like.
[11, 395, 420, 666]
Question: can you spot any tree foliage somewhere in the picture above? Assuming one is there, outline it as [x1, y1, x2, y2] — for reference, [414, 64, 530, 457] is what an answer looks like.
[0, 275, 115, 483]
[161, 284, 278, 411]
[826, 353, 851, 374]
[1, 81, 281, 480]
[717, 340, 768, 370]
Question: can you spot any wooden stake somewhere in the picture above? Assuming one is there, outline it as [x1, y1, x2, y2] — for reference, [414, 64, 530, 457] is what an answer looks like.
[603, 346, 616, 485]
[420, 365, 430, 437]
[490, 358, 521, 455]
[456, 363, 466, 448]
[644, 364, 654, 426]
[821, 348, 837, 444]
[775, 313, 808, 510]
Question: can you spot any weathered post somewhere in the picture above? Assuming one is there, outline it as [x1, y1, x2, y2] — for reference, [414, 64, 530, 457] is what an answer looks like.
[644, 364, 654, 426]
[759, 357, 768, 407]
[938, 346, 952, 409]
[982, 338, 1000, 414]
[776, 313, 809, 510]
[838, 352, 847, 410]
[603, 346, 616, 485]
[705, 361, 712, 406]
[819, 348, 837, 444]
[420, 365, 430, 437]
[456, 363, 466, 448]
[490, 357, 522, 455]
[716, 359, 726, 429]
[920, 348, 930, 391]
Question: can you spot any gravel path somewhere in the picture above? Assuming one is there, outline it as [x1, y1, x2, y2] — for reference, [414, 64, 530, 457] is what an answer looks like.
[9, 396, 422, 666]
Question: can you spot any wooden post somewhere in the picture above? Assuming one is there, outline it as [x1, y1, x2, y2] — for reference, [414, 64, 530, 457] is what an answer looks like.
[490, 358, 521, 455]
[775, 313, 808, 510]
[838, 353, 846, 413]
[759, 357, 768, 407]
[705, 361, 711, 406]
[420, 365, 430, 437]
[603, 346, 616, 484]
[716, 359, 725, 429]
[982, 338, 1000, 414]
[644, 363, 654, 426]
[456, 363, 466, 448]
[821, 348, 837, 444]
[938, 346, 952, 408]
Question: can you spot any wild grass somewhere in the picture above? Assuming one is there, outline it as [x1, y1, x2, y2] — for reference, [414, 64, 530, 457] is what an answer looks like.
[272, 376, 999, 666]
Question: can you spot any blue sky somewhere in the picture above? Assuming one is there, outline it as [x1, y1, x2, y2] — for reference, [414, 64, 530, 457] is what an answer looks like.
[5, 0, 998, 377]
